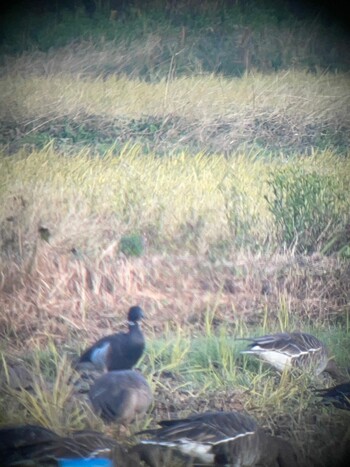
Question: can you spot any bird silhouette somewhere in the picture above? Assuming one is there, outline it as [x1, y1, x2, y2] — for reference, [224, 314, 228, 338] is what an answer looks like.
[239, 331, 342, 378]
[89, 370, 153, 425]
[134, 411, 297, 466]
[76, 305, 145, 372]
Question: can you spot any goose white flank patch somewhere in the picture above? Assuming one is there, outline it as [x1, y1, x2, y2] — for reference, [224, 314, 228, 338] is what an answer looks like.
[140, 430, 256, 464]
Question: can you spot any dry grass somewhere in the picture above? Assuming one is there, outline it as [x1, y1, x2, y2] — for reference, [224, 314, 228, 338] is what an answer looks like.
[0, 238, 349, 348]
[1, 147, 349, 259]
[1, 47, 350, 466]
[1, 69, 349, 154]
[2, 70, 349, 121]
[0, 242, 349, 465]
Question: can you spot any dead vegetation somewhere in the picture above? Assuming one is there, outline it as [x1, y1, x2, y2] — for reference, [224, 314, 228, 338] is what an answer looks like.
[2, 109, 349, 156]
[0, 239, 349, 347]
[0, 38, 349, 466]
[0, 241, 350, 466]
[1, 69, 349, 156]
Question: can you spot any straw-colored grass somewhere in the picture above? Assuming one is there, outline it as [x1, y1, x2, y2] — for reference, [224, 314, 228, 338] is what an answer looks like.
[1, 70, 349, 159]
[1, 70, 349, 123]
[1, 146, 349, 257]
[0, 146, 266, 249]
[1, 50, 349, 466]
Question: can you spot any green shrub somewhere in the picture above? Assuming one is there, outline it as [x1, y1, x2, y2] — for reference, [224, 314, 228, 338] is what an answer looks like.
[266, 168, 348, 254]
[119, 233, 145, 257]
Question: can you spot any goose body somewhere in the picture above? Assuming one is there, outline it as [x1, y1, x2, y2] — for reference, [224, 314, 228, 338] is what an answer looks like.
[240, 332, 340, 377]
[136, 411, 297, 466]
[89, 370, 153, 424]
[315, 382, 350, 410]
[76, 305, 145, 372]
[0, 425, 140, 466]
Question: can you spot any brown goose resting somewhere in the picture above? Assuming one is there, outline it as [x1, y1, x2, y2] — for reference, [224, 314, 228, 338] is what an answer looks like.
[239, 331, 342, 378]
[134, 411, 298, 466]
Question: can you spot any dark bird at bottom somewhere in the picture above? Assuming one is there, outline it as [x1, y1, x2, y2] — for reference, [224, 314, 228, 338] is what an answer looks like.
[315, 381, 350, 410]
[75, 305, 145, 372]
[134, 411, 298, 466]
[89, 369, 153, 424]
[0, 424, 141, 466]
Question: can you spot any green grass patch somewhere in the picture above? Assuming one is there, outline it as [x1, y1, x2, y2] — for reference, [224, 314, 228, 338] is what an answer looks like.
[266, 164, 350, 254]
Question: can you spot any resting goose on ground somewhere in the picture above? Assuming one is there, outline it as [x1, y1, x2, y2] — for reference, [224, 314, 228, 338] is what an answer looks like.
[315, 381, 350, 410]
[134, 411, 297, 466]
[89, 369, 153, 425]
[76, 305, 145, 372]
[239, 332, 342, 378]
[0, 424, 141, 466]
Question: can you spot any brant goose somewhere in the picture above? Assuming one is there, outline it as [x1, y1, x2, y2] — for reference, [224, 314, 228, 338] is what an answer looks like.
[135, 411, 297, 466]
[89, 370, 153, 425]
[76, 305, 145, 372]
[240, 331, 341, 378]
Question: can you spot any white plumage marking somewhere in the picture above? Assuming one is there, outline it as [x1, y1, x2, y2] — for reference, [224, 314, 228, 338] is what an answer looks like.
[91, 342, 111, 368]
[242, 348, 292, 371]
[212, 431, 255, 445]
[141, 431, 255, 463]
[89, 448, 111, 458]
[141, 439, 214, 463]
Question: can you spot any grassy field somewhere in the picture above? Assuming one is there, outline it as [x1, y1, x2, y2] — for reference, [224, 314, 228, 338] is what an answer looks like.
[1, 69, 350, 155]
[1, 26, 350, 466]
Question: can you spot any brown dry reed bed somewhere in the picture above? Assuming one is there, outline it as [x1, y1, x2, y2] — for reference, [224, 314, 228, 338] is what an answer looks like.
[0, 242, 349, 347]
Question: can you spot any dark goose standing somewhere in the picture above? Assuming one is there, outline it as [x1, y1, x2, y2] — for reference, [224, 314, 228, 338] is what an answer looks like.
[76, 305, 145, 372]
[134, 411, 297, 466]
[89, 369, 153, 425]
[239, 331, 342, 378]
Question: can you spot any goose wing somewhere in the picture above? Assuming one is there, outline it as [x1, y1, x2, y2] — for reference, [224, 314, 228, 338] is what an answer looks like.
[152, 411, 257, 444]
[241, 332, 325, 357]
[0, 425, 139, 466]
[138, 412, 261, 466]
